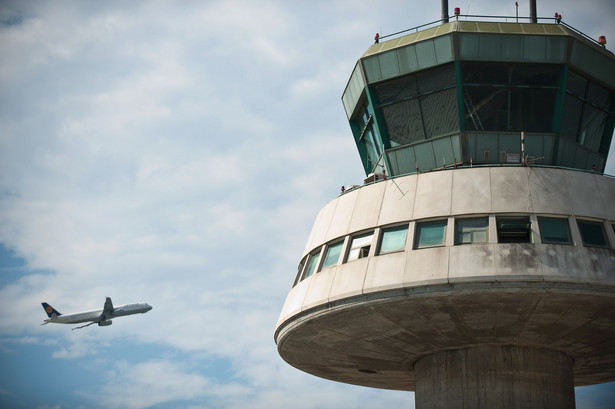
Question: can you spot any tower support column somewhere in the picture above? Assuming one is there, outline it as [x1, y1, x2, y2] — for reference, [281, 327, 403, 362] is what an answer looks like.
[414, 346, 575, 409]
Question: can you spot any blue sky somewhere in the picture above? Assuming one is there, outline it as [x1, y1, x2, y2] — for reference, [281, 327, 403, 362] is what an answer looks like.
[1, 1, 614, 408]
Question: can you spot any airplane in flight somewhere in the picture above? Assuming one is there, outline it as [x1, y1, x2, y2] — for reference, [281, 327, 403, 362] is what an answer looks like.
[41, 297, 152, 330]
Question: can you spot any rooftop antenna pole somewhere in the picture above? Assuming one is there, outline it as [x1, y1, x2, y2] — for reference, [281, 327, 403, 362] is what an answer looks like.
[530, 0, 537, 23]
[516, 2, 519, 23]
[441, 0, 449, 23]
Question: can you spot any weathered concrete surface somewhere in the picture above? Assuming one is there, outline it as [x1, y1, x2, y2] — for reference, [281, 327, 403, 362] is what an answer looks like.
[276, 167, 615, 398]
[414, 346, 575, 409]
[275, 283, 615, 390]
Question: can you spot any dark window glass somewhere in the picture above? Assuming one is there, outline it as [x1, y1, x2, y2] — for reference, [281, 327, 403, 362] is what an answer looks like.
[462, 63, 508, 85]
[566, 71, 587, 97]
[421, 89, 459, 138]
[511, 65, 558, 86]
[463, 87, 508, 131]
[560, 95, 583, 141]
[577, 220, 608, 247]
[586, 82, 611, 109]
[578, 105, 607, 151]
[538, 217, 571, 244]
[497, 216, 531, 243]
[417, 64, 456, 94]
[375, 75, 418, 105]
[381, 99, 425, 145]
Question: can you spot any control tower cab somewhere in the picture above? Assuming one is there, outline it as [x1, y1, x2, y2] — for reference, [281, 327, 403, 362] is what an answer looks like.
[275, 13, 615, 409]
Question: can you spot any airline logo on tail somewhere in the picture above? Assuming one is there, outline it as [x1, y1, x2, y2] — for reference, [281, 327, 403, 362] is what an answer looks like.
[41, 302, 62, 318]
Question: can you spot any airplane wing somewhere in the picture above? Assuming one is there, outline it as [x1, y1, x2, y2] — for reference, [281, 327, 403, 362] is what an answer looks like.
[102, 297, 114, 320]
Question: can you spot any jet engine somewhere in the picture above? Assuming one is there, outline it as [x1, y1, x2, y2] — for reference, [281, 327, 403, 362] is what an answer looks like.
[98, 320, 112, 326]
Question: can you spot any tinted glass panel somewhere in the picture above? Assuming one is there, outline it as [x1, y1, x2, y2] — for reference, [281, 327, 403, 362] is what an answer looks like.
[382, 99, 425, 145]
[456, 218, 489, 244]
[560, 95, 583, 140]
[421, 89, 459, 138]
[538, 217, 571, 244]
[577, 220, 608, 247]
[586, 82, 611, 109]
[566, 71, 587, 97]
[511, 65, 558, 86]
[303, 250, 321, 280]
[321, 241, 343, 270]
[375, 75, 418, 105]
[416, 220, 447, 248]
[578, 106, 607, 151]
[380, 226, 408, 254]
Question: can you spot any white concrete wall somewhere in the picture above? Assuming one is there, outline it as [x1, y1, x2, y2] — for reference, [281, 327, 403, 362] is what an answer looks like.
[277, 167, 615, 327]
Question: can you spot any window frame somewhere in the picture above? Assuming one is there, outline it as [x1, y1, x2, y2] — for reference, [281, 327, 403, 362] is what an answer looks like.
[378, 224, 409, 255]
[455, 217, 489, 245]
[496, 215, 532, 243]
[415, 219, 448, 249]
[537, 216, 572, 245]
[345, 231, 374, 263]
[320, 240, 345, 271]
[301, 249, 322, 281]
[576, 219, 609, 248]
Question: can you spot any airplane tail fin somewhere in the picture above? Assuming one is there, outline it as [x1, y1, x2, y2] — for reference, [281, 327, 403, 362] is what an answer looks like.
[41, 302, 62, 318]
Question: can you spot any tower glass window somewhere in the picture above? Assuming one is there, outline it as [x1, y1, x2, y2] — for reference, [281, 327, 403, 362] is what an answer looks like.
[346, 232, 374, 262]
[293, 260, 306, 287]
[375, 63, 459, 147]
[321, 241, 344, 270]
[577, 220, 608, 248]
[302, 250, 321, 280]
[538, 217, 572, 244]
[456, 217, 489, 244]
[497, 216, 531, 243]
[379, 225, 408, 254]
[415, 220, 447, 248]
[461, 63, 558, 133]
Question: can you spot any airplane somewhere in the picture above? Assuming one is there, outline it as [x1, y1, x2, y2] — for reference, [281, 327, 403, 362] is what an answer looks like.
[41, 297, 152, 330]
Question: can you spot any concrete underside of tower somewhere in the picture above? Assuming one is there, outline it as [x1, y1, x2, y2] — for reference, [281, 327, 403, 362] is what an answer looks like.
[276, 283, 615, 391]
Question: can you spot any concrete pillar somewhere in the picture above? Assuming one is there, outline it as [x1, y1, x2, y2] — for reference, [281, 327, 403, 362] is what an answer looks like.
[414, 346, 575, 409]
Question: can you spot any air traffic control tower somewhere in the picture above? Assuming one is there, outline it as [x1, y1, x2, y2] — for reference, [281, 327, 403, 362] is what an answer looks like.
[275, 6, 615, 409]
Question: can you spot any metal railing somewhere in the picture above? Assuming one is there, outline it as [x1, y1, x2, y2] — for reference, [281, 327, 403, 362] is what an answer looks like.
[377, 15, 610, 52]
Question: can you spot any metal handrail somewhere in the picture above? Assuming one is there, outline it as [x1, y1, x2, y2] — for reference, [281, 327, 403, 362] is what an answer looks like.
[378, 15, 610, 52]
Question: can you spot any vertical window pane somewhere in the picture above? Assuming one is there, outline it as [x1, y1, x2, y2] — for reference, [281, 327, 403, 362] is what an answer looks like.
[538, 217, 571, 244]
[302, 250, 321, 280]
[321, 241, 344, 270]
[416, 220, 447, 248]
[293, 259, 306, 287]
[379, 226, 408, 254]
[456, 217, 489, 244]
[347, 233, 373, 262]
[577, 220, 608, 247]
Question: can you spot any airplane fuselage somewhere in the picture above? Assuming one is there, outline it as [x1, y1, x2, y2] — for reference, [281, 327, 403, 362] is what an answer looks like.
[45, 303, 151, 324]
[42, 298, 152, 329]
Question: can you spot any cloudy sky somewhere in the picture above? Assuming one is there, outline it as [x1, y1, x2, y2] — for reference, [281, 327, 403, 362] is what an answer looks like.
[1, 1, 614, 408]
